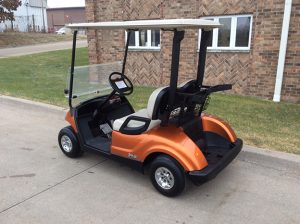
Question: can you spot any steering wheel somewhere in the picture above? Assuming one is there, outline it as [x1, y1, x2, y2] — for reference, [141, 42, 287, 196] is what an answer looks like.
[93, 72, 133, 122]
[109, 72, 133, 96]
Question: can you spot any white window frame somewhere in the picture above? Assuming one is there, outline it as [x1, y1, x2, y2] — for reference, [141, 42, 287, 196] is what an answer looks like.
[199, 14, 253, 52]
[125, 30, 161, 51]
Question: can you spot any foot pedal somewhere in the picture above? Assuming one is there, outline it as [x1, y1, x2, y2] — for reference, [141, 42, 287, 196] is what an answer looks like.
[100, 123, 113, 139]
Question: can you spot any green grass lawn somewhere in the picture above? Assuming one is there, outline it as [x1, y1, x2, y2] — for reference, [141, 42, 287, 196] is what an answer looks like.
[0, 48, 299, 154]
[0, 48, 89, 105]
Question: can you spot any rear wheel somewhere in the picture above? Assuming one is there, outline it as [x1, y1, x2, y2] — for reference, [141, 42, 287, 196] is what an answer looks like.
[149, 155, 185, 197]
[58, 126, 83, 158]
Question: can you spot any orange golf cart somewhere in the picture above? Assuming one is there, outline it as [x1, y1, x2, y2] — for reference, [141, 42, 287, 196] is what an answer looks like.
[58, 19, 243, 197]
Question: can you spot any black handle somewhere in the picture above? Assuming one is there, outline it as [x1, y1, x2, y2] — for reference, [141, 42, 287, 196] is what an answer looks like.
[119, 116, 151, 135]
[208, 84, 232, 93]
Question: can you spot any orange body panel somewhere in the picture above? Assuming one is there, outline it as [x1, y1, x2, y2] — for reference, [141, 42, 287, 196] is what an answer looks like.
[65, 111, 78, 133]
[111, 125, 208, 172]
[65, 108, 236, 172]
[111, 114, 237, 172]
[202, 114, 237, 143]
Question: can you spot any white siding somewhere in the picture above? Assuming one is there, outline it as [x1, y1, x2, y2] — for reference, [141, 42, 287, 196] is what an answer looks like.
[29, 0, 47, 8]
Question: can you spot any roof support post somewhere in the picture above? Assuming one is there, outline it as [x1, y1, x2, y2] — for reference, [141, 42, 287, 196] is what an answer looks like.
[169, 30, 185, 104]
[161, 30, 185, 126]
[197, 30, 212, 86]
[122, 30, 132, 75]
[68, 30, 78, 112]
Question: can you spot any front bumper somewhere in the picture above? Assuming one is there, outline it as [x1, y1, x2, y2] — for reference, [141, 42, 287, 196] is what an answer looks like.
[188, 138, 243, 185]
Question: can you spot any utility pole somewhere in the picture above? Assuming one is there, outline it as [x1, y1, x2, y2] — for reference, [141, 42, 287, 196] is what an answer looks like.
[10, 19, 13, 30]
[25, 2, 29, 32]
[41, 0, 46, 33]
[32, 14, 35, 32]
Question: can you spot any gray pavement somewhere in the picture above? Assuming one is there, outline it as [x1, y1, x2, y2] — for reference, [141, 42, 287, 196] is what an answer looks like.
[0, 40, 87, 58]
[0, 95, 299, 224]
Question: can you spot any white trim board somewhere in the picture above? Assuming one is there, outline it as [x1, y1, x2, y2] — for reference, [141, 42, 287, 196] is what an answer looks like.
[66, 19, 221, 30]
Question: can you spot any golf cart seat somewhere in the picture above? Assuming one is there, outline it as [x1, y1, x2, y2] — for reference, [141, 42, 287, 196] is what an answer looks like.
[178, 79, 199, 93]
[113, 87, 168, 134]
[179, 79, 193, 88]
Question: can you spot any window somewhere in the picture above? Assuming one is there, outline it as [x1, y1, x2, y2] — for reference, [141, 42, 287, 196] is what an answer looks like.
[126, 30, 160, 50]
[218, 18, 231, 47]
[139, 30, 148, 46]
[199, 15, 252, 51]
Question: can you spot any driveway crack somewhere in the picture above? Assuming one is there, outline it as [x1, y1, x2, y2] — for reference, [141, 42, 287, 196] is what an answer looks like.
[0, 159, 107, 214]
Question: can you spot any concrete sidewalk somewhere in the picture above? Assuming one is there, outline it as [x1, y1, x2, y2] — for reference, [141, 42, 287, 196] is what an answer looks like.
[0, 40, 87, 58]
[0, 95, 299, 224]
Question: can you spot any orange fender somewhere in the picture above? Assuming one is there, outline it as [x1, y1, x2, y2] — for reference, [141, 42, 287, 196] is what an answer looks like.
[111, 115, 237, 172]
[201, 114, 237, 143]
[111, 126, 208, 172]
[65, 111, 78, 133]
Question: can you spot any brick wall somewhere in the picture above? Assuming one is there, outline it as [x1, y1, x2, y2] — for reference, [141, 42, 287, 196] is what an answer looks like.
[85, 0, 300, 103]
[281, 0, 300, 103]
[249, 1, 284, 99]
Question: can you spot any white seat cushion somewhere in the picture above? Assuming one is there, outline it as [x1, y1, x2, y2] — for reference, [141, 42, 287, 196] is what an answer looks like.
[113, 87, 168, 133]
[146, 86, 167, 118]
[113, 109, 161, 132]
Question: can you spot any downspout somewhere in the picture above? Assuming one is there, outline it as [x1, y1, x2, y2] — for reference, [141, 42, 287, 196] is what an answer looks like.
[273, 0, 292, 102]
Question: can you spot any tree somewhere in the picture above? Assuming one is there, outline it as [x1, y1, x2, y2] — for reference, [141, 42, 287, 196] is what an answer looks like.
[0, 0, 22, 23]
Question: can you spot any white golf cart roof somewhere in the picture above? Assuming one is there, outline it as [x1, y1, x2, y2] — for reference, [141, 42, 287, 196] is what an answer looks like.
[66, 19, 221, 30]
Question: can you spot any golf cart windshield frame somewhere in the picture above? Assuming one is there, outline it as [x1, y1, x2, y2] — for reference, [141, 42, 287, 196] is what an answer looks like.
[69, 30, 78, 110]
[67, 19, 220, 113]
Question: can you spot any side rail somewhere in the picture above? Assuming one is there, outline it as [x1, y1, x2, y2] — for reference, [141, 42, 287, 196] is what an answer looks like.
[202, 84, 232, 94]
[189, 84, 232, 103]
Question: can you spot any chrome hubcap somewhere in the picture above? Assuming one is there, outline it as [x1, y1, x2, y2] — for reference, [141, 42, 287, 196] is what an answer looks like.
[61, 135, 72, 153]
[155, 167, 175, 190]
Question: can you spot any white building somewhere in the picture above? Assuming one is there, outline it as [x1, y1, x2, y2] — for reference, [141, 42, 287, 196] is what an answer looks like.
[0, 0, 47, 32]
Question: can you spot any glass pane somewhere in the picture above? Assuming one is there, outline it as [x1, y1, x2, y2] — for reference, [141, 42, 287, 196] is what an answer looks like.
[139, 30, 148, 46]
[151, 30, 160, 47]
[128, 31, 135, 46]
[235, 17, 251, 47]
[66, 62, 122, 106]
[218, 18, 231, 47]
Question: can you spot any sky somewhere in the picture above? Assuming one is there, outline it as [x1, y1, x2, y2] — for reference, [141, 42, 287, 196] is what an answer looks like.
[47, 0, 85, 8]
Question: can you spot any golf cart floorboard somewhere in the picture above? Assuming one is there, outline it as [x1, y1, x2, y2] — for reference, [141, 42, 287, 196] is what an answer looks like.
[204, 146, 231, 164]
[85, 136, 111, 153]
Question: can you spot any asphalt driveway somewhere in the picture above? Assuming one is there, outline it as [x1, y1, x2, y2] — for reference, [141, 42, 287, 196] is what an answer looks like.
[0, 40, 87, 58]
[0, 95, 299, 224]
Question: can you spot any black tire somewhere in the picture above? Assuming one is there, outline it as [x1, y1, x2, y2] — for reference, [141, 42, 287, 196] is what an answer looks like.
[149, 155, 185, 197]
[58, 126, 83, 158]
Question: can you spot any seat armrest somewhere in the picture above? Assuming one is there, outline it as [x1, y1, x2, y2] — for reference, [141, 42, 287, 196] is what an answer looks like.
[119, 116, 151, 135]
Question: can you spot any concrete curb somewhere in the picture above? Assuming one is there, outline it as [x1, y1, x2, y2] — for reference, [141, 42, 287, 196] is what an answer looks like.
[0, 95, 67, 111]
[1, 94, 299, 165]
[243, 144, 300, 163]
[0, 95, 67, 115]
[240, 146, 300, 173]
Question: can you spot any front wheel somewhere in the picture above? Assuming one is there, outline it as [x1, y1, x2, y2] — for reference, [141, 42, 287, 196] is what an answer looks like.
[149, 155, 185, 197]
[58, 126, 83, 158]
